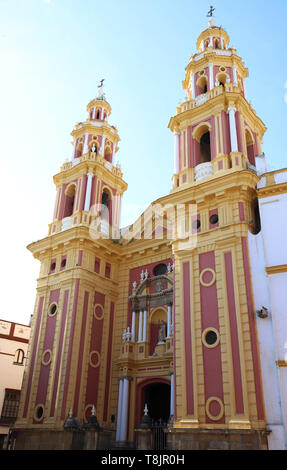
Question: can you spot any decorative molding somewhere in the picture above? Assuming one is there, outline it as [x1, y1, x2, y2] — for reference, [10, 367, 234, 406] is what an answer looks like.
[265, 265, 287, 275]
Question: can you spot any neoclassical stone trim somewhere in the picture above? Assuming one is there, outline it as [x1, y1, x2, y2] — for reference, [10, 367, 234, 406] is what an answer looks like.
[205, 397, 224, 421]
[41, 349, 52, 366]
[89, 350, 101, 368]
[93, 303, 105, 320]
[200, 268, 216, 287]
[202, 328, 220, 349]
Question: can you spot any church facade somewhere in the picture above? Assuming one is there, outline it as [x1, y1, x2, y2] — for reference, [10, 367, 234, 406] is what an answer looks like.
[14, 19, 287, 450]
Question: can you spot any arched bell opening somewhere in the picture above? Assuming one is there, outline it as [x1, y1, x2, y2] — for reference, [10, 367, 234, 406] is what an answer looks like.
[245, 129, 256, 166]
[200, 131, 211, 163]
[100, 188, 113, 235]
[63, 183, 76, 218]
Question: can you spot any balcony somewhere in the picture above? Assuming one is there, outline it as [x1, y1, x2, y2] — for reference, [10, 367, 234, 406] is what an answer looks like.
[195, 162, 214, 181]
[176, 83, 240, 115]
[60, 153, 122, 178]
[61, 216, 72, 231]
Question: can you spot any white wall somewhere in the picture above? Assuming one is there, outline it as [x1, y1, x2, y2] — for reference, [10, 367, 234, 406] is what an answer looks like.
[248, 231, 287, 449]
[259, 193, 287, 267]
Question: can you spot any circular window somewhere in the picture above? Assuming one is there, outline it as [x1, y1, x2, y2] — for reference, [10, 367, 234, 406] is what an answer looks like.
[48, 303, 58, 317]
[205, 330, 218, 345]
[192, 219, 201, 230]
[220, 66, 226, 72]
[34, 405, 44, 422]
[202, 328, 220, 348]
[153, 264, 167, 276]
[210, 214, 219, 225]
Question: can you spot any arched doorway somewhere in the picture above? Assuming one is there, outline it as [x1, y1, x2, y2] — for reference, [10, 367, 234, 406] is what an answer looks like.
[136, 379, 171, 450]
[143, 382, 170, 422]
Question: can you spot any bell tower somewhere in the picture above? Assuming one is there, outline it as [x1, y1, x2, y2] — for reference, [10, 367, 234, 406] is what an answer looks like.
[50, 81, 127, 238]
[167, 13, 268, 450]
[15, 86, 127, 446]
[170, 15, 266, 190]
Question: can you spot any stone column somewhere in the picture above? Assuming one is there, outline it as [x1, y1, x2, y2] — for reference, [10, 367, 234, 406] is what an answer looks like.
[232, 65, 238, 86]
[228, 106, 239, 152]
[138, 311, 143, 343]
[83, 133, 89, 154]
[143, 310, 147, 342]
[116, 378, 124, 441]
[53, 187, 61, 220]
[131, 311, 136, 342]
[190, 72, 195, 100]
[170, 373, 175, 419]
[209, 62, 214, 90]
[84, 173, 93, 211]
[167, 305, 172, 338]
[174, 132, 180, 174]
[100, 135, 106, 157]
[120, 378, 130, 441]
[72, 139, 77, 159]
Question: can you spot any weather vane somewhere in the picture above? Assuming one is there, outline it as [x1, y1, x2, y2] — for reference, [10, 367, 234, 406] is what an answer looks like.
[207, 6, 215, 17]
[98, 79, 105, 88]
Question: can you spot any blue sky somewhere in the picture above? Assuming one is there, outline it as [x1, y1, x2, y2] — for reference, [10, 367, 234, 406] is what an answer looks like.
[0, 0, 286, 325]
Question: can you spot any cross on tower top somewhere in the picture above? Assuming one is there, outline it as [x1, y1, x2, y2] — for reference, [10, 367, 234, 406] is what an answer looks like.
[207, 5, 215, 17]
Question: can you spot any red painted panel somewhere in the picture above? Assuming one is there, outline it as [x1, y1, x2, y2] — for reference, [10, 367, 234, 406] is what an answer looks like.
[77, 250, 83, 267]
[84, 292, 105, 410]
[241, 238, 265, 420]
[172, 255, 176, 420]
[23, 297, 44, 418]
[103, 302, 115, 422]
[183, 262, 194, 415]
[34, 290, 60, 423]
[73, 291, 89, 416]
[224, 252, 245, 414]
[61, 279, 80, 420]
[239, 202, 245, 222]
[221, 111, 231, 155]
[199, 252, 225, 424]
[50, 290, 69, 416]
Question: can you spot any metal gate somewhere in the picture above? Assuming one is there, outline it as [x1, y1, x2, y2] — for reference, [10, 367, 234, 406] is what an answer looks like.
[151, 419, 167, 450]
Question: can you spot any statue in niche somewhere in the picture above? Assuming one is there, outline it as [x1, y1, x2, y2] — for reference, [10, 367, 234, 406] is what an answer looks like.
[157, 320, 166, 344]
[91, 143, 97, 154]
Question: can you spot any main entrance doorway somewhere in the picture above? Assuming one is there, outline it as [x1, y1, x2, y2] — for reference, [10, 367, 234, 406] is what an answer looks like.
[143, 382, 170, 422]
[142, 382, 170, 450]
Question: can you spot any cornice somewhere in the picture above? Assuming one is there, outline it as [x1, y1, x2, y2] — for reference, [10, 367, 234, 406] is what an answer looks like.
[265, 264, 287, 275]
[169, 91, 266, 136]
[258, 182, 287, 199]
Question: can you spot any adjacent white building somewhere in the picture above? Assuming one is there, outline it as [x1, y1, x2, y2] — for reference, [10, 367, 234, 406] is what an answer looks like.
[249, 164, 287, 450]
